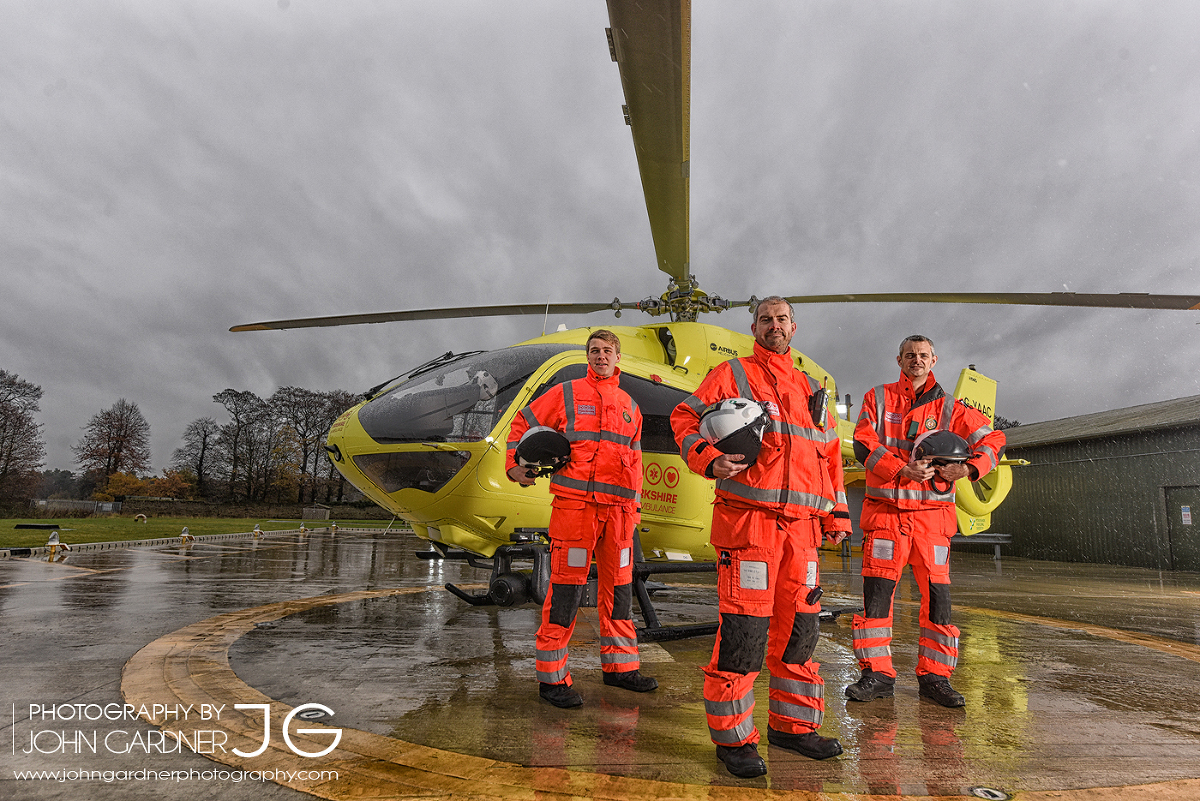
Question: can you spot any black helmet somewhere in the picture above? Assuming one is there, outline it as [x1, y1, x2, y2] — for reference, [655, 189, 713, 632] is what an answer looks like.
[515, 426, 571, 477]
[912, 429, 971, 466]
[698, 398, 770, 465]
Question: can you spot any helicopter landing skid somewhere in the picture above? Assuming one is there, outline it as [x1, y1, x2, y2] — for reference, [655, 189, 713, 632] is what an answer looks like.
[427, 534, 860, 641]
[426, 530, 553, 609]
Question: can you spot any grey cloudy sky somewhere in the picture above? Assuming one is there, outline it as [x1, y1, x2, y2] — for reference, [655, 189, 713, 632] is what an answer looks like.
[3, 0, 1199, 473]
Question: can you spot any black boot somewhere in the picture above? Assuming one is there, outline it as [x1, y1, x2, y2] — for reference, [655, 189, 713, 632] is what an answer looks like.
[918, 673, 965, 708]
[603, 669, 658, 692]
[539, 682, 583, 708]
[845, 668, 896, 702]
[766, 727, 843, 760]
[715, 743, 767, 778]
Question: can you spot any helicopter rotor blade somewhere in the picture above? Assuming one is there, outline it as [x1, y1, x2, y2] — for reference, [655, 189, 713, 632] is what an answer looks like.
[230, 301, 638, 332]
[606, 0, 690, 286]
[774, 292, 1200, 311]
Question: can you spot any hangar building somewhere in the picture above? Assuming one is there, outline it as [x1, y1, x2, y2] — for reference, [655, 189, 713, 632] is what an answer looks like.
[991, 395, 1200, 570]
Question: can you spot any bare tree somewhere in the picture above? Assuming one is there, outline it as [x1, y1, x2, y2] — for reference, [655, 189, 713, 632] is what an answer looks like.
[319, 389, 361, 502]
[72, 398, 151, 481]
[212, 389, 264, 500]
[0, 370, 47, 502]
[172, 417, 221, 499]
[269, 386, 328, 503]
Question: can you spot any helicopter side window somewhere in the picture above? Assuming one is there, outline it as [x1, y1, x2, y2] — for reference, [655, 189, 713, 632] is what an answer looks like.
[530, 364, 587, 402]
[619, 373, 688, 455]
[528, 365, 687, 455]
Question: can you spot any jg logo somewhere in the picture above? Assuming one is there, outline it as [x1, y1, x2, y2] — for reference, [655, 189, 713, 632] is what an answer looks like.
[233, 703, 342, 758]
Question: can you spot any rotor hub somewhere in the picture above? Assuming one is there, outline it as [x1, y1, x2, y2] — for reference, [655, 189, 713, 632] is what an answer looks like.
[638, 276, 734, 322]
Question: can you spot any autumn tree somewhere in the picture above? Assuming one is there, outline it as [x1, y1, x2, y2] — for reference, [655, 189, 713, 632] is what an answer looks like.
[102, 471, 149, 501]
[0, 370, 47, 502]
[148, 468, 193, 499]
[73, 399, 152, 483]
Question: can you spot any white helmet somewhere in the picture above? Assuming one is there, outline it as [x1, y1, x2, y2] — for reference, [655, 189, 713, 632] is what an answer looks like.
[698, 398, 770, 465]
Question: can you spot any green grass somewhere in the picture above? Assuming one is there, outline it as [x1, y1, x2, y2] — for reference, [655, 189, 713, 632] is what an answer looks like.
[0, 517, 402, 549]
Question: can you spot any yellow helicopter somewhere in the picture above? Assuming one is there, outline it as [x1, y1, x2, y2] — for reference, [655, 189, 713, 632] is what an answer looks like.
[233, 0, 1200, 622]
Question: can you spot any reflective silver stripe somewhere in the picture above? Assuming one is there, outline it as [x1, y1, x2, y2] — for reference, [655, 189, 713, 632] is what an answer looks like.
[681, 432, 705, 459]
[768, 699, 822, 726]
[601, 636, 639, 649]
[537, 667, 568, 684]
[778, 421, 829, 443]
[565, 430, 637, 448]
[783, 488, 835, 513]
[865, 486, 953, 503]
[550, 474, 641, 502]
[705, 692, 755, 719]
[600, 652, 639, 664]
[940, 397, 956, 429]
[709, 717, 758, 745]
[520, 406, 541, 428]
[865, 446, 889, 471]
[919, 644, 957, 668]
[681, 394, 706, 413]
[562, 382, 576, 433]
[536, 647, 567, 662]
[728, 359, 754, 399]
[854, 645, 892, 659]
[853, 627, 893, 642]
[716, 480, 834, 512]
[967, 423, 994, 446]
[873, 385, 887, 439]
[769, 676, 823, 699]
[920, 627, 959, 648]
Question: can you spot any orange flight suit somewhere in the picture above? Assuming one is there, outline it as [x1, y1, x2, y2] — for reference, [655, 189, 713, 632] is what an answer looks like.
[671, 342, 852, 746]
[507, 365, 642, 687]
[852, 370, 1005, 679]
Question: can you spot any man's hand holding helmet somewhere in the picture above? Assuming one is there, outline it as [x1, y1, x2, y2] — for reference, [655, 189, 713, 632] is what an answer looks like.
[906, 429, 974, 488]
[697, 398, 769, 479]
[508, 426, 571, 486]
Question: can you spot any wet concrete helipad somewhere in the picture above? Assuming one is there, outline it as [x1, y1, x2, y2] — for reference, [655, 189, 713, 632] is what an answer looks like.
[3, 528, 1199, 800]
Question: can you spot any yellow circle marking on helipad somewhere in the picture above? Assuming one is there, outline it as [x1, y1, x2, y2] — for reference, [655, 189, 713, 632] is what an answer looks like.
[121, 586, 1200, 801]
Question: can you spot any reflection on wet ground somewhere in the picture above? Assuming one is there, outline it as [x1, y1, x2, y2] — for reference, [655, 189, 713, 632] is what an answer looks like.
[4, 528, 1200, 799]
[228, 532, 1200, 795]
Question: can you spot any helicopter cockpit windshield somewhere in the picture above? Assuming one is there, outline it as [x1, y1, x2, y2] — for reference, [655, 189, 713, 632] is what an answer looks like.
[357, 344, 580, 443]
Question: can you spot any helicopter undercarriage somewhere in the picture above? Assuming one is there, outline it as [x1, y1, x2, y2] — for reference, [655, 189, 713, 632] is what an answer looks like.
[419, 530, 721, 642]
[420, 531, 862, 642]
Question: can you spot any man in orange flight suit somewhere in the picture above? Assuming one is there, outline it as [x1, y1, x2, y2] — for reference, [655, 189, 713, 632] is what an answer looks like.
[506, 329, 657, 708]
[846, 334, 1005, 708]
[671, 296, 851, 779]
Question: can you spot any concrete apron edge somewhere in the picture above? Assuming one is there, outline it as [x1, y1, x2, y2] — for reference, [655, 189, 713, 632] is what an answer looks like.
[120, 585, 1200, 801]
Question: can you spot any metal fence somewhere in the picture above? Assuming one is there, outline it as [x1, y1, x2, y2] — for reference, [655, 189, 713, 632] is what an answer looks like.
[29, 499, 122, 514]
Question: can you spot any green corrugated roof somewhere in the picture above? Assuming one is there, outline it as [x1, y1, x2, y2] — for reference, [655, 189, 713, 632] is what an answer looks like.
[1004, 395, 1200, 448]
